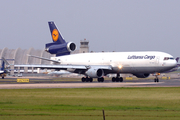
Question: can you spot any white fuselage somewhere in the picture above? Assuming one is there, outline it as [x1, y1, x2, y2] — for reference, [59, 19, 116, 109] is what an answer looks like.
[51, 51, 177, 74]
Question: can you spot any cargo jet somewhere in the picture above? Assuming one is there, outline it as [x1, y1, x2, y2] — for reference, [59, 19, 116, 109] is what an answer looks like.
[14, 21, 177, 82]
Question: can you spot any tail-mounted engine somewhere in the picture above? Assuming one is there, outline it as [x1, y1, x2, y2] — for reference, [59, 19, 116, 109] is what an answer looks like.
[45, 42, 76, 56]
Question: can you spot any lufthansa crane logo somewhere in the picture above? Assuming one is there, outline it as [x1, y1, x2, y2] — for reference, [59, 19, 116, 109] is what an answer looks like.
[52, 29, 59, 42]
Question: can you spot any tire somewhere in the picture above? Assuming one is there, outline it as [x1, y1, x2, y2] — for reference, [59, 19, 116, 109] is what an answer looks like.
[101, 77, 104, 82]
[120, 77, 123, 82]
[116, 78, 120, 82]
[98, 77, 104, 82]
[98, 78, 100, 82]
[86, 77, 89, 82]
[82, 77, 85, 82]
[112, 77, 116, 82]
[90, 78, 93, 82]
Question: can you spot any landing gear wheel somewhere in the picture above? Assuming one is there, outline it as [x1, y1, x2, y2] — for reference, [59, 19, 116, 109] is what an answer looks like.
[82, 77, 93, 82]
[113, 73, 123, 82]
[157, 78, 159, 82]
[89, 78, 93, 82]
[81, 77, 85, 82]
[120, 77, 123, 82]
[115, 77, 120, 82]
[112, 77, 116, 82]
[85, 77, 89, 82]
[98, 77, 104, 82]
[154, 73, 160, 83]
[101, 77, 104, 82]
[154, 78, 159, 82]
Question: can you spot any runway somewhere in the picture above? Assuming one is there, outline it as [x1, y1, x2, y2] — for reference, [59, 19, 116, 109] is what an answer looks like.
[0, 78, 180, 89]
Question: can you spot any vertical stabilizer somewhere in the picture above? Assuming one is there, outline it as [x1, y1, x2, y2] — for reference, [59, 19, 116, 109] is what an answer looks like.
[48, 21, 65, 44]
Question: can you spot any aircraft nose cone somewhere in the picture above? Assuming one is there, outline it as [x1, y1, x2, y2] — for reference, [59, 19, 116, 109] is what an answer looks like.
[172, 60, 177, 67]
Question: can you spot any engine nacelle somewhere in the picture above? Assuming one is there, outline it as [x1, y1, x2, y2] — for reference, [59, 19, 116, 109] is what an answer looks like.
[85, 68, 104, 78]
[45, 42, 76, 56]
[133, 73, 150, 78]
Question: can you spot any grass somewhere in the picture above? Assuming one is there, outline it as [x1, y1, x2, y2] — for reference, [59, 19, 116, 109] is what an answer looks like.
[0, 87, 180, 120]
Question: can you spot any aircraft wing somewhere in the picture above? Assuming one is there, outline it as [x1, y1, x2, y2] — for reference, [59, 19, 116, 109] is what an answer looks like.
[8, 54, 112, 72]
[14, 64, 87, 70]
[13, 64, 112, 70]
[27, 54, 60, 63]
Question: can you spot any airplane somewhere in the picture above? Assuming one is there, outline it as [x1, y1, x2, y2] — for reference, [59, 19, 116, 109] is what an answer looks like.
[13, 21, 177, 82]
[0, 57, 9, 79]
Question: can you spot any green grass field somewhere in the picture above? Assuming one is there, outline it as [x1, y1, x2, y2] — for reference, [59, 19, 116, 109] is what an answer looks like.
[0, 87, 180, 120]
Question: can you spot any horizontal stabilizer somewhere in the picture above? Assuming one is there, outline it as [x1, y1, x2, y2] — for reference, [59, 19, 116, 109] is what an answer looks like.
[27, 54, 60, 63]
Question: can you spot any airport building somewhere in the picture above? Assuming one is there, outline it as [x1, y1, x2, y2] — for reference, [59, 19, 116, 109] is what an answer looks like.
[0, 39, 89, 75]
[79, 39, 89, 53]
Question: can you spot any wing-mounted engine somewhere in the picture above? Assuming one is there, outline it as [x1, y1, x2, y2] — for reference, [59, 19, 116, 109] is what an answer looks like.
[85, 67, 104, 78]
[133, 73, 150, 78]
[45, 42, 76, 56]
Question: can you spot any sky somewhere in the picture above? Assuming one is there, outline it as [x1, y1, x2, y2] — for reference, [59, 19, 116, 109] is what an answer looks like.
[0, 0, 180, 57]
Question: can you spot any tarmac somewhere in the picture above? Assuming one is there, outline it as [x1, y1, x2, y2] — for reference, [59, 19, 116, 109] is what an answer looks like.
[0, 77, 180, 89]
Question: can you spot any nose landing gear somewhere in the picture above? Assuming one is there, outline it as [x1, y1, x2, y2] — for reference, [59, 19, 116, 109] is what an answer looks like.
[154, 73, 160, 82]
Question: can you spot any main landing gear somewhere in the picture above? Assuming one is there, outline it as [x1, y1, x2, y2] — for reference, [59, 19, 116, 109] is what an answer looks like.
[97, 77, 104, 82]
[81, 74, 124, 83]
[81, 77, 104, 82]
[81, 77, 93, 82]
[112, 73, 123, 82]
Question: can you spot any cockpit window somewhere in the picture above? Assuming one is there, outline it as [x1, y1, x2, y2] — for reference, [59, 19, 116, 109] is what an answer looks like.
[169, 58, 175, 60]
[164, 57, 174, 60]
[164, 57, 169, 60]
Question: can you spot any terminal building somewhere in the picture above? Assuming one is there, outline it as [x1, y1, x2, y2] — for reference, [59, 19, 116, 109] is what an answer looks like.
[0, 39, 89, 75]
